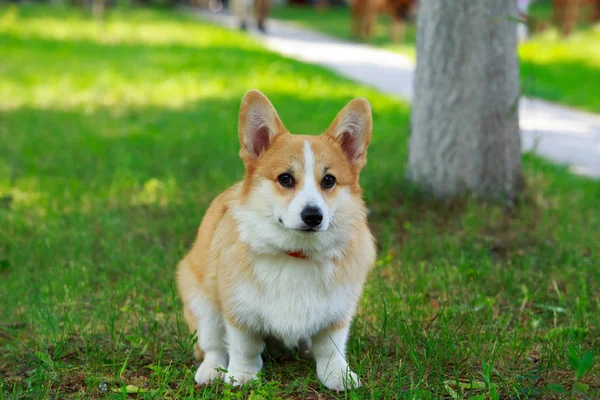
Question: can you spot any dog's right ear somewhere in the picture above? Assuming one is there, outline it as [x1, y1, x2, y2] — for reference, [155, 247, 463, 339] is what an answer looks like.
[324, 98, 372, 171]
[238, 90, 286, 164]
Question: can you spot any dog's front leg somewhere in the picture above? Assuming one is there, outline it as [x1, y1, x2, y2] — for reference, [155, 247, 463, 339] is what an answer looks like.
[391, 19, 405, 42]
[312, 323, 360, 392]
[224, 321, 264, 386]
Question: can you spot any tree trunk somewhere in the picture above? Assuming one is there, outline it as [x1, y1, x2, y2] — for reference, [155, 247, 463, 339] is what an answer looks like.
[407, 0, 522, 203]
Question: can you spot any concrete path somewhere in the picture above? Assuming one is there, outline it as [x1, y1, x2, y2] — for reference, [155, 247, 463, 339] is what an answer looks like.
[192, 9, 600, 178]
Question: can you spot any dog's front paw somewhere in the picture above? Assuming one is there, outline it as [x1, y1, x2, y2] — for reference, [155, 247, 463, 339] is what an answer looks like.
[194, 361, 225, 385]
[224, 370, 259, 386]
[319, 368, 361, 392]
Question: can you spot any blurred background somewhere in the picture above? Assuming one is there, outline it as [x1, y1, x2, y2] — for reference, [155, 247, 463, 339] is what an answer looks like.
[1, 0, 599, 398]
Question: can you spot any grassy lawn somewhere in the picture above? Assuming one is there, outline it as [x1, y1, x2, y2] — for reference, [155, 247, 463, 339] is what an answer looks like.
[1, 4, 600, 399]
[520, 28, 600, 113]
[271, 3, 600, 114]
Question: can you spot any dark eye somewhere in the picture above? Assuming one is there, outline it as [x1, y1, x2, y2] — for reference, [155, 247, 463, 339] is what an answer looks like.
[277, 173, 295, 188]
[321, 174, 336, 189]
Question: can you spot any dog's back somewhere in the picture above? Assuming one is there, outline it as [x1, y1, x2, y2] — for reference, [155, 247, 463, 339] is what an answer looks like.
[351, 0, 414, 18]
[385, 0, 415, 21]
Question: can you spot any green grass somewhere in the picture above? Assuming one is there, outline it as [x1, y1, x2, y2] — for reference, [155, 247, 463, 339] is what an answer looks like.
[271, 3, 600, 114]
[520, 28, 600, 113]
[1, 4, 600, 399]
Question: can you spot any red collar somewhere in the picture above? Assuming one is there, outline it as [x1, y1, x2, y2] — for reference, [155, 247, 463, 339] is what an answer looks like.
[286, 250, 308, 259]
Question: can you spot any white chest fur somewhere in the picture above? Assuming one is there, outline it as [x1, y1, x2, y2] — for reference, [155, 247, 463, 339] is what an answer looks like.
[230, 255, 359, 348]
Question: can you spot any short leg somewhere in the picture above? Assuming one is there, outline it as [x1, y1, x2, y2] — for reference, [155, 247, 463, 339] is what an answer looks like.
[363, 11, 377, 41]
[224, 321, 264, 386]
[350, 2, 364, 38]
[189, 296, 228, 385]
[312, 323, 360, 392]
[391, 18, 405, 42]
[351, 14, 363, 38]
[255, 0, 270, 33]
[183, 305, 203, 360]
[231, 0, 250, 30]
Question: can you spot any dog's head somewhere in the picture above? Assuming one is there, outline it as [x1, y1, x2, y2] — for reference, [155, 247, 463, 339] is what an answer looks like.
[234, 90, 372, 259]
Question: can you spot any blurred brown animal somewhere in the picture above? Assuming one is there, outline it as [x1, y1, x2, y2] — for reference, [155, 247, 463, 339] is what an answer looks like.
[553, 0, 600, 35]
[350, 0, 416, 42]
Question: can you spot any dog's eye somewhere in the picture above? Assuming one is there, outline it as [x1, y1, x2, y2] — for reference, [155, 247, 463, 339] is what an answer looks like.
[321, 174, 336, 189]
[277, 173, 295, 188]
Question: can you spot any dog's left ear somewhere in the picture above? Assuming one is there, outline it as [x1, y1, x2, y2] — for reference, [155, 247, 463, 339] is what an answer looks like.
[325, 98, 372, 170]
[238, 90, 287, 164]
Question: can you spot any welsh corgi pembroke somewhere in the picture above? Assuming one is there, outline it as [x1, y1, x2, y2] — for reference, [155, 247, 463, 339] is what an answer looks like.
[176, 90, 376, 392]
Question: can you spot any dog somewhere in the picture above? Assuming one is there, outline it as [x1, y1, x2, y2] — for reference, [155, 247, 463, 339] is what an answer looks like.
[230, 0, 271, 33]
[176, 90, 376, 392]
[350, 0, 416, 42]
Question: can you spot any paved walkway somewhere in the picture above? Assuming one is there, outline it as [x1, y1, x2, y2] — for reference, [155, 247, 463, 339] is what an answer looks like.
[192, 9, 600, 178]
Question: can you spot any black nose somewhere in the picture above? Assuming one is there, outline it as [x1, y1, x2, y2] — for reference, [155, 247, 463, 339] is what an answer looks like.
[301, 206, 323, 228]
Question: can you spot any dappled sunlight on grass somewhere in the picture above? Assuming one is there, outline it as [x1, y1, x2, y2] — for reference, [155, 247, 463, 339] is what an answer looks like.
[0, 0, 410, 212]
[0, 5, 387, 112]
[1, 6, 260, 111]
[0, 69, 236, 111]
[0, 5, 256, 48]
[1, 5, 599, 399]
[520, 27, 600, 67]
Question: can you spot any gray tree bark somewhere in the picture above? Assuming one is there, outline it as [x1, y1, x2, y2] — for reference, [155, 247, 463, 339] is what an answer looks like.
[407, 0, 523, 202]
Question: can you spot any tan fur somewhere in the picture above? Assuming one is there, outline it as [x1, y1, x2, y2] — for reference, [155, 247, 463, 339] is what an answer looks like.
[176, 91, 376, 380]
[350, 0, 416, 42]
[177, 147, 374, 356]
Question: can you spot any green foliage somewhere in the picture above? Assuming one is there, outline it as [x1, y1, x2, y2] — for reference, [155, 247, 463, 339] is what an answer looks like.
[519, 27, 600, 113]
[548, 348, 595, 399]
[1, 4, 600, 399]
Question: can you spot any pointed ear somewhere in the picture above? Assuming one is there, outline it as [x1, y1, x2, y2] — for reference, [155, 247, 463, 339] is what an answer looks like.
[325, 98, 372, 170]
[238, 90, 286, 163]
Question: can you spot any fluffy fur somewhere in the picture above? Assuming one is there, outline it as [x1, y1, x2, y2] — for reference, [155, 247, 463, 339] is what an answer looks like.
[176, 90, 376, 392]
